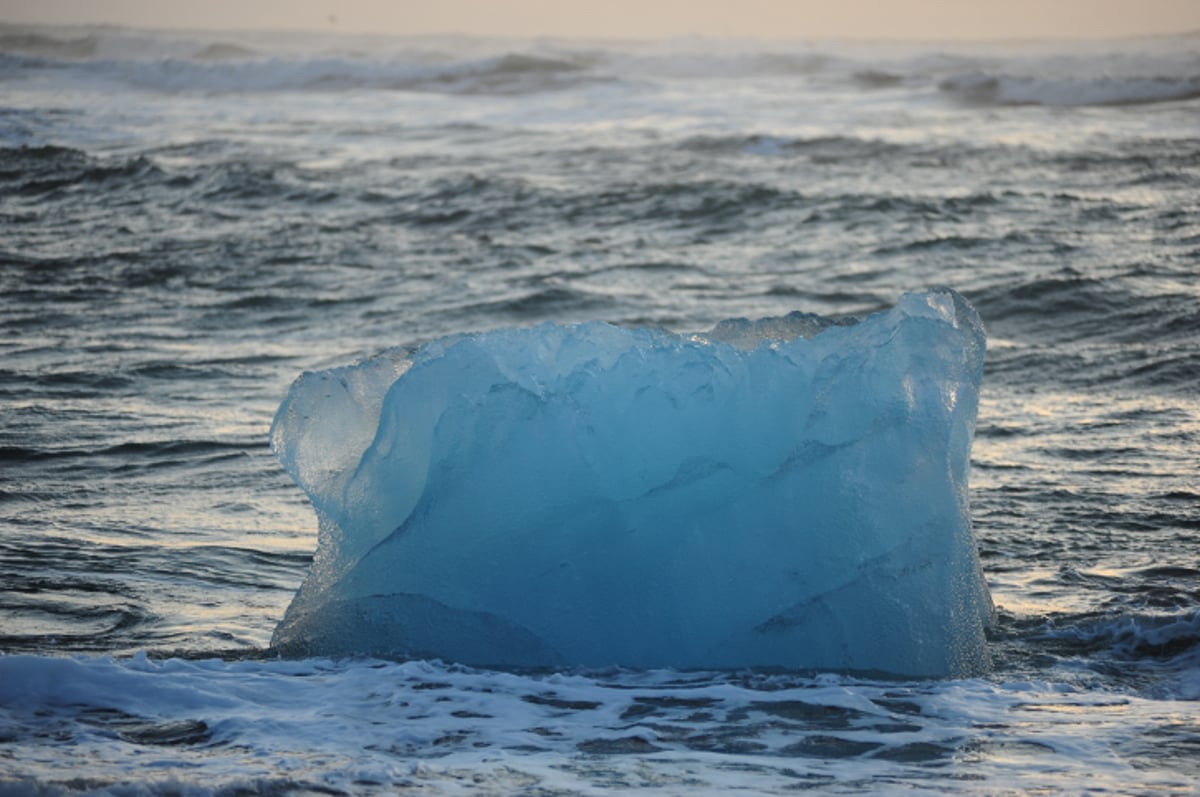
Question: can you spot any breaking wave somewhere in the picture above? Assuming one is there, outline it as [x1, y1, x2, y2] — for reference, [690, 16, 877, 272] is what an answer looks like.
[940, 72, 1200, 107]
[4, 24, 1198, 105]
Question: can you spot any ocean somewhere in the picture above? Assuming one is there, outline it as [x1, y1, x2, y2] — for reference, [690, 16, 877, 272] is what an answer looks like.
[1, 23, 1198, 795]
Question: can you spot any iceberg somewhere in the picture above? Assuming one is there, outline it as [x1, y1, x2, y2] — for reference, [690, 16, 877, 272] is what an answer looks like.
[271, 289, 993, 677]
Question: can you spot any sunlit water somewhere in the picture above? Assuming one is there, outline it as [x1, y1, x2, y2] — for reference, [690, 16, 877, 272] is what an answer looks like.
[1, 24, 1198, 795]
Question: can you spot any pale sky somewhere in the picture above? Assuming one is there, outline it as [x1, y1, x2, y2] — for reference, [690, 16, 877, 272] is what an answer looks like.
[1, 0, 1198, 40]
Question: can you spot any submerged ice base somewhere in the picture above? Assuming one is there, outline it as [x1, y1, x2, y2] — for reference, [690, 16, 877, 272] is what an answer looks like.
[271, 289, 993, 677]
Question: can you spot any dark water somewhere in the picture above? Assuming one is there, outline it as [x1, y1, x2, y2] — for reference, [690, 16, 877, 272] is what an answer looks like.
[1, 24, 1198, 794]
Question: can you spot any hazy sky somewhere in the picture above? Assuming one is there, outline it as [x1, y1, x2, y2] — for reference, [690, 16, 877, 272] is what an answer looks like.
[2, 0, 1198, 40]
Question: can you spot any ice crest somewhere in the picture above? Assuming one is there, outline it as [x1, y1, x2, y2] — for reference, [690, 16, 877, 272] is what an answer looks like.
[271, 288, 993, 677]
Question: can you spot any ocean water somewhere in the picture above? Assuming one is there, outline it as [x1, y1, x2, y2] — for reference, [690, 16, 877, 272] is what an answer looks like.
[1, 23, 1198, 795]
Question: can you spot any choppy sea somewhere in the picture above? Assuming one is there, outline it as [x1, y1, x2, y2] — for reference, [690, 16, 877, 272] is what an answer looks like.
[1, 23, 1198, 795]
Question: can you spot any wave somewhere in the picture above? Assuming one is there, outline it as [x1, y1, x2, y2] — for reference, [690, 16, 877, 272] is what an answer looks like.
[940, 72, 1200, 107]
[154, 52, 589, 94]
[54, 52, 589, 95]
[0, 653, 1195, 794]
[1030, 609, 1200, 697]
[1039, 608, 1200, 661]
[0, 26, 601, 95]
[0, 144, 163, 197]
[4, 25, 1199, 105]
[971, 271, 1200, 345]
[192, 42, 261, 61]
[0, 31, 97, 58]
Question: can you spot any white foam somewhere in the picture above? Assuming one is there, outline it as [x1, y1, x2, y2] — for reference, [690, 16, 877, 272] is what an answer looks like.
[1, 654, 1195, 795]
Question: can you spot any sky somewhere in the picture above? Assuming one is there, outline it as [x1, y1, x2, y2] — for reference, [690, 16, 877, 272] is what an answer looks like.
[1, 0, 1198, 40]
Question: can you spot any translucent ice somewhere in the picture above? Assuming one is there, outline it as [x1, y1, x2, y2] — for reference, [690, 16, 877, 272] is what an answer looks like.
[271, 289, 993, 676]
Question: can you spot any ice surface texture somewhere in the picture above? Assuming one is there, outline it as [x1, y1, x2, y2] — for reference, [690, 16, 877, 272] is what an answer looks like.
[271, 289, 993, 676]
